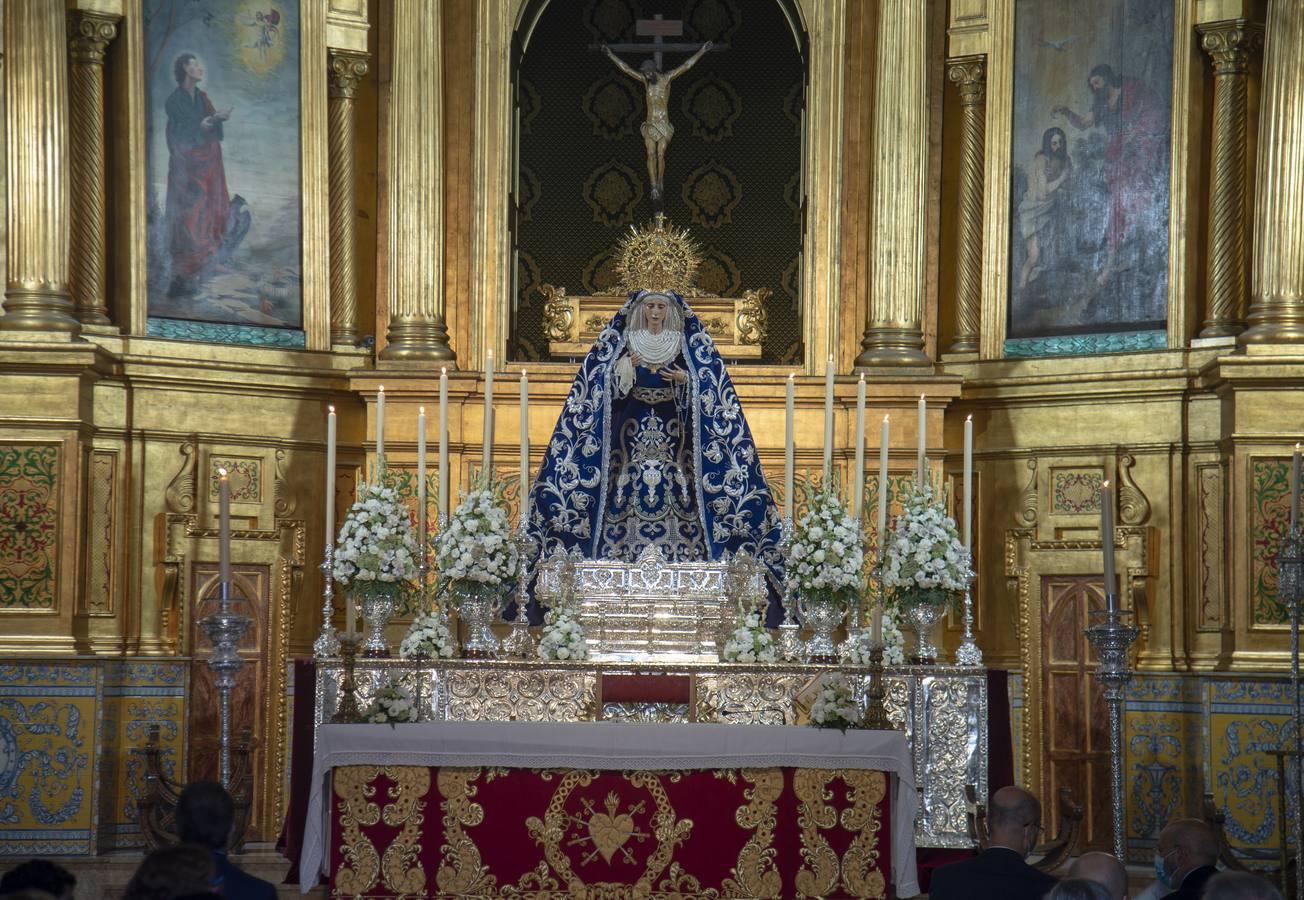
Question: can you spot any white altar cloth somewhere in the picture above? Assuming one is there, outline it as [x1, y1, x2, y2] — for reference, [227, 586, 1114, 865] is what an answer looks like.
[301, 720, 921, 895]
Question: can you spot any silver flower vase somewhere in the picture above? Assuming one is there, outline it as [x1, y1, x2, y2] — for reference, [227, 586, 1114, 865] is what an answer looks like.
[359, 587, 399, 658]
[454, 581, 502, 659]
[900, 592, 949, 664]
[798, 594, 846, 664]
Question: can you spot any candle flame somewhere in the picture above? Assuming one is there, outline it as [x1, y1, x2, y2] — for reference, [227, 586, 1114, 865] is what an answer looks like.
[522, 369, 527, 378]
[218, 467, 228, 478]
[859, 372, 865, 382]
[378, 384, 384, 393]
[884, 414, 890, 423]
[788, 373, 794, 382]
[328, 405, 335, 414]
[1297, 442, 1302, 451]
[1102, 480, 1110, 488]
[441, 366, 447, 375]
[919, 393, 925, 400]
[419, 406, 425, 415]
[967, 414, 973, 422]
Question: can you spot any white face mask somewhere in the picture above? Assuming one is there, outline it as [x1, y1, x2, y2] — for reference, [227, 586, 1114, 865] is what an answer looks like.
[1153, 849, 1175, 888]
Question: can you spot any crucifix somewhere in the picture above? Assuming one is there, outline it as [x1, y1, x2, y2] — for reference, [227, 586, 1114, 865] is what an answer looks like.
[600, 15, 721, 204]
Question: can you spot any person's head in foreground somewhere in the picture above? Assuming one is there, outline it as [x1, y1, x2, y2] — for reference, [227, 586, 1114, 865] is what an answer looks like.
[1155, 818, 1220, 891]
[987, 785, 1043, 858]
[1201, 872, 1284, 900]
[1048, 878, 1115, 900]
[0, 860, 75, 900]
[1069, 850, 1129, 900]
[175, 780, 233, 851]
[121, 844, 216, 900]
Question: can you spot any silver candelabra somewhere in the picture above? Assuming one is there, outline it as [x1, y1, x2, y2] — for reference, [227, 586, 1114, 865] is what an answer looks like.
[198, 579, 252, 788]
[500, 527, 538, 659]
[313, 544, 340, 658]
[1084, 597, 1137, 863]
[1277, 524, 1303, 900]
[955, 573, 983, 666]
[776, 517, 803, 661]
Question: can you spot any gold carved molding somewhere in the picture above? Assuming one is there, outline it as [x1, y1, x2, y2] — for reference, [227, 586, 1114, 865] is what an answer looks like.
[327, 49, 370, 347]
[946, 55, 986, 355]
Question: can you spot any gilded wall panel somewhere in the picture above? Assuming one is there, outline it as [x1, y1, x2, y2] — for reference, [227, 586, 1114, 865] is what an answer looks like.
[85, 450, 117, 616]
[1195, 462, 1226, 632]
[0, 662, 100, 855]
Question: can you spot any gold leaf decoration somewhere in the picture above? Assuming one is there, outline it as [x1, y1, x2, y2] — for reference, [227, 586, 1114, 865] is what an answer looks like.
[615, 216, 704, 295]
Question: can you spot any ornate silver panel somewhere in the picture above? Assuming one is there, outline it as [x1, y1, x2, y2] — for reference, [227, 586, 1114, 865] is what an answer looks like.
[313, 659, 986, 848]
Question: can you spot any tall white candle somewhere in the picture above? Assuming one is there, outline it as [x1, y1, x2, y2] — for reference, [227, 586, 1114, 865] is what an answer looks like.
[325, 406, 337, 552]
[520, 370, 530, 524]
[439, 367, 449, 521]
[874, 415, 889, 644]
[823, 355, 835, 485]
[1292, 442, 1301, 531]
[375, 385, 386, 473]
[1102, 480, 1117, 610]
[916, 394, 926, 489]
[852, 374, 866, 520]
[784, 374, 795, 521]
[963, 415, 973, 551]
[417, 406, 427, 548]
[218, 469, 231, 585]
[483, 351, 495, 475]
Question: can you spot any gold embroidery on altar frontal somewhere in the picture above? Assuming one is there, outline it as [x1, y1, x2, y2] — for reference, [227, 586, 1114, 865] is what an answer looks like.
[333, 766, 382, 896]
[722, 768, 784, 899]
[793, 769, 888, 900]
[381, 767, 430, 896]
[436, 767, 496, 896]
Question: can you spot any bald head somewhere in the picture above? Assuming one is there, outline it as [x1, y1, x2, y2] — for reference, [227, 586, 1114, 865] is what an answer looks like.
[1203, 871, 1283, 900]
[1158, 818, 1219, 885]
[987, 786, 1042, 857]
[1068, 852, 1128, 900]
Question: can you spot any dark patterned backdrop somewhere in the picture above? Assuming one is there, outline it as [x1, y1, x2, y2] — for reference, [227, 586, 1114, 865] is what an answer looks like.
[511, 0, 804, 363]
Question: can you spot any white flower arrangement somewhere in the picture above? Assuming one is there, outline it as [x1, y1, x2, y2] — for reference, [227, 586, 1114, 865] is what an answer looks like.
[332, 480, 419, 597]
[808, 674, 861, 731]
[399, 608, 458, 659]
[789, 487, 865, 607]
[722, 609, 777, 663]
[880, 485, 973, 609]
[364, 678, 419, 725]
[841, 611, 907, 667]
[537, 606, 588, 661]
[434, 484, 518, 591]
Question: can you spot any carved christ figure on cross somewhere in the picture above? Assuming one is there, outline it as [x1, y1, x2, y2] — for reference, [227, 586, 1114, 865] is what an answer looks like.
[602, 39, 713, 202]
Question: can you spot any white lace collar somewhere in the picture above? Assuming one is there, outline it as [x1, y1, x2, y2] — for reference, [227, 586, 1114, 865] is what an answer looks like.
[627, 328, 682, 367]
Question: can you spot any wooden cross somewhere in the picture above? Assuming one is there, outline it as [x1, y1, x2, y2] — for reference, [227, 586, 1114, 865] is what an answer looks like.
[597, 14, 721, 72]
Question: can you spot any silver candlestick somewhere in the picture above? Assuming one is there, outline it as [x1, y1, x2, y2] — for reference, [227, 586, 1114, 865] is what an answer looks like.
[1276, 524, 1303, 900]
[955, 572, 983, 666]
[313, 546, 340, 658]
[198, 580, 252, 788]
[776, 517, 803, 661]
[1084, 598, 1138, 863]
[500, 527, 537, 659]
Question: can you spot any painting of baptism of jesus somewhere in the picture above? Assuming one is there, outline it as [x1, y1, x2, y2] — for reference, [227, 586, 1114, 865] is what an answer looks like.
[1007, 0, 1173, 344]
[144, 0, 303, 334]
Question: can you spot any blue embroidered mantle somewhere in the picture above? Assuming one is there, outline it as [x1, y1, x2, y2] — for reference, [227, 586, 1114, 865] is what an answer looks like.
[525, 291, 783, 620]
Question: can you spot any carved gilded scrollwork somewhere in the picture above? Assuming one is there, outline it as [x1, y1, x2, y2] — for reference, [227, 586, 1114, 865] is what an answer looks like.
[736, 287, 770, 346]
[333, 765, 383, 896]
[540, 284, 575, 343]
[165, 441, 198, 515]
[273, 449, 296, 517]
[444, 668, 596, 722]
[1015, 458, 1038, 526]
[1116, 452, 1151, 525]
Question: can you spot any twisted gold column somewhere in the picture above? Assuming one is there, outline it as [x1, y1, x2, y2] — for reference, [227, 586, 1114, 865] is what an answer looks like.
[3, 0, 78, 335]
[328, 49, 368, 348]
[67, 10, 119, 328]
[1242, 0, 1304, 345]
[1198, 20, 1262, 339]
[381, 0, 455, 362]
[856, 0, 930, 367]
[947, 55, 986, 355]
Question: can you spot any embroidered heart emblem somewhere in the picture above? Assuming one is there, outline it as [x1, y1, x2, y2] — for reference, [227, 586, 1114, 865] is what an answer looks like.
[587, 810, 635, 864]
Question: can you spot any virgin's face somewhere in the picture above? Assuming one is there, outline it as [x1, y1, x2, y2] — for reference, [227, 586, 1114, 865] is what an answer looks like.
[642, 298, 668, 332]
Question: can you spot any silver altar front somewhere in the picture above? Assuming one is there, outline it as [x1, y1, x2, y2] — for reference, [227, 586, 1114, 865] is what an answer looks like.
[313, 658, 989, 849]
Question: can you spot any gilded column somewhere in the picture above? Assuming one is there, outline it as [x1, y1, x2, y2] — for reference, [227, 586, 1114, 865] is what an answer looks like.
[67, 10, 119, 328]
[1242, 0, 1304, 344]
[381, 0, 455, 362]
[947, 55, 986, 355]
[2, 0, 79, 335]
[856, 0, 929, 367]
[1198, 20, 1263, 338]
[327, 49, 369, 348]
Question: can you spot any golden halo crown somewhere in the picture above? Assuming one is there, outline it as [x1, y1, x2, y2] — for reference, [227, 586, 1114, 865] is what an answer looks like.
[615, 215, 702, 296]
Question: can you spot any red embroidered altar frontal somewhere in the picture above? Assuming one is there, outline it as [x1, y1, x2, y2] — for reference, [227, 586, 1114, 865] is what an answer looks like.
[328, 765, 892, 899]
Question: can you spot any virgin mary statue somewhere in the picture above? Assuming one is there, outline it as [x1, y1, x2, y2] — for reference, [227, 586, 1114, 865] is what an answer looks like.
[526, 289, 781, 590]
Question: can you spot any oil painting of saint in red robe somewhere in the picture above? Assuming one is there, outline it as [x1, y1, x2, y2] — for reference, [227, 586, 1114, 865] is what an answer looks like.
[164, 53, 231, 298]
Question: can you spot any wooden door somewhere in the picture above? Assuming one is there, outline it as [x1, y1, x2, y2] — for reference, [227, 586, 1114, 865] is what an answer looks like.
[1040, 576, 1112, 851]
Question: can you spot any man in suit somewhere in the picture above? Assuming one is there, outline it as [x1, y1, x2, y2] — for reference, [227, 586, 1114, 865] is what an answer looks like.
[1069, 850, 1129, 900]
[176, 780, 277, 900]
[928, 785, 1059, 900]
[1152, 818, 1219, 900]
